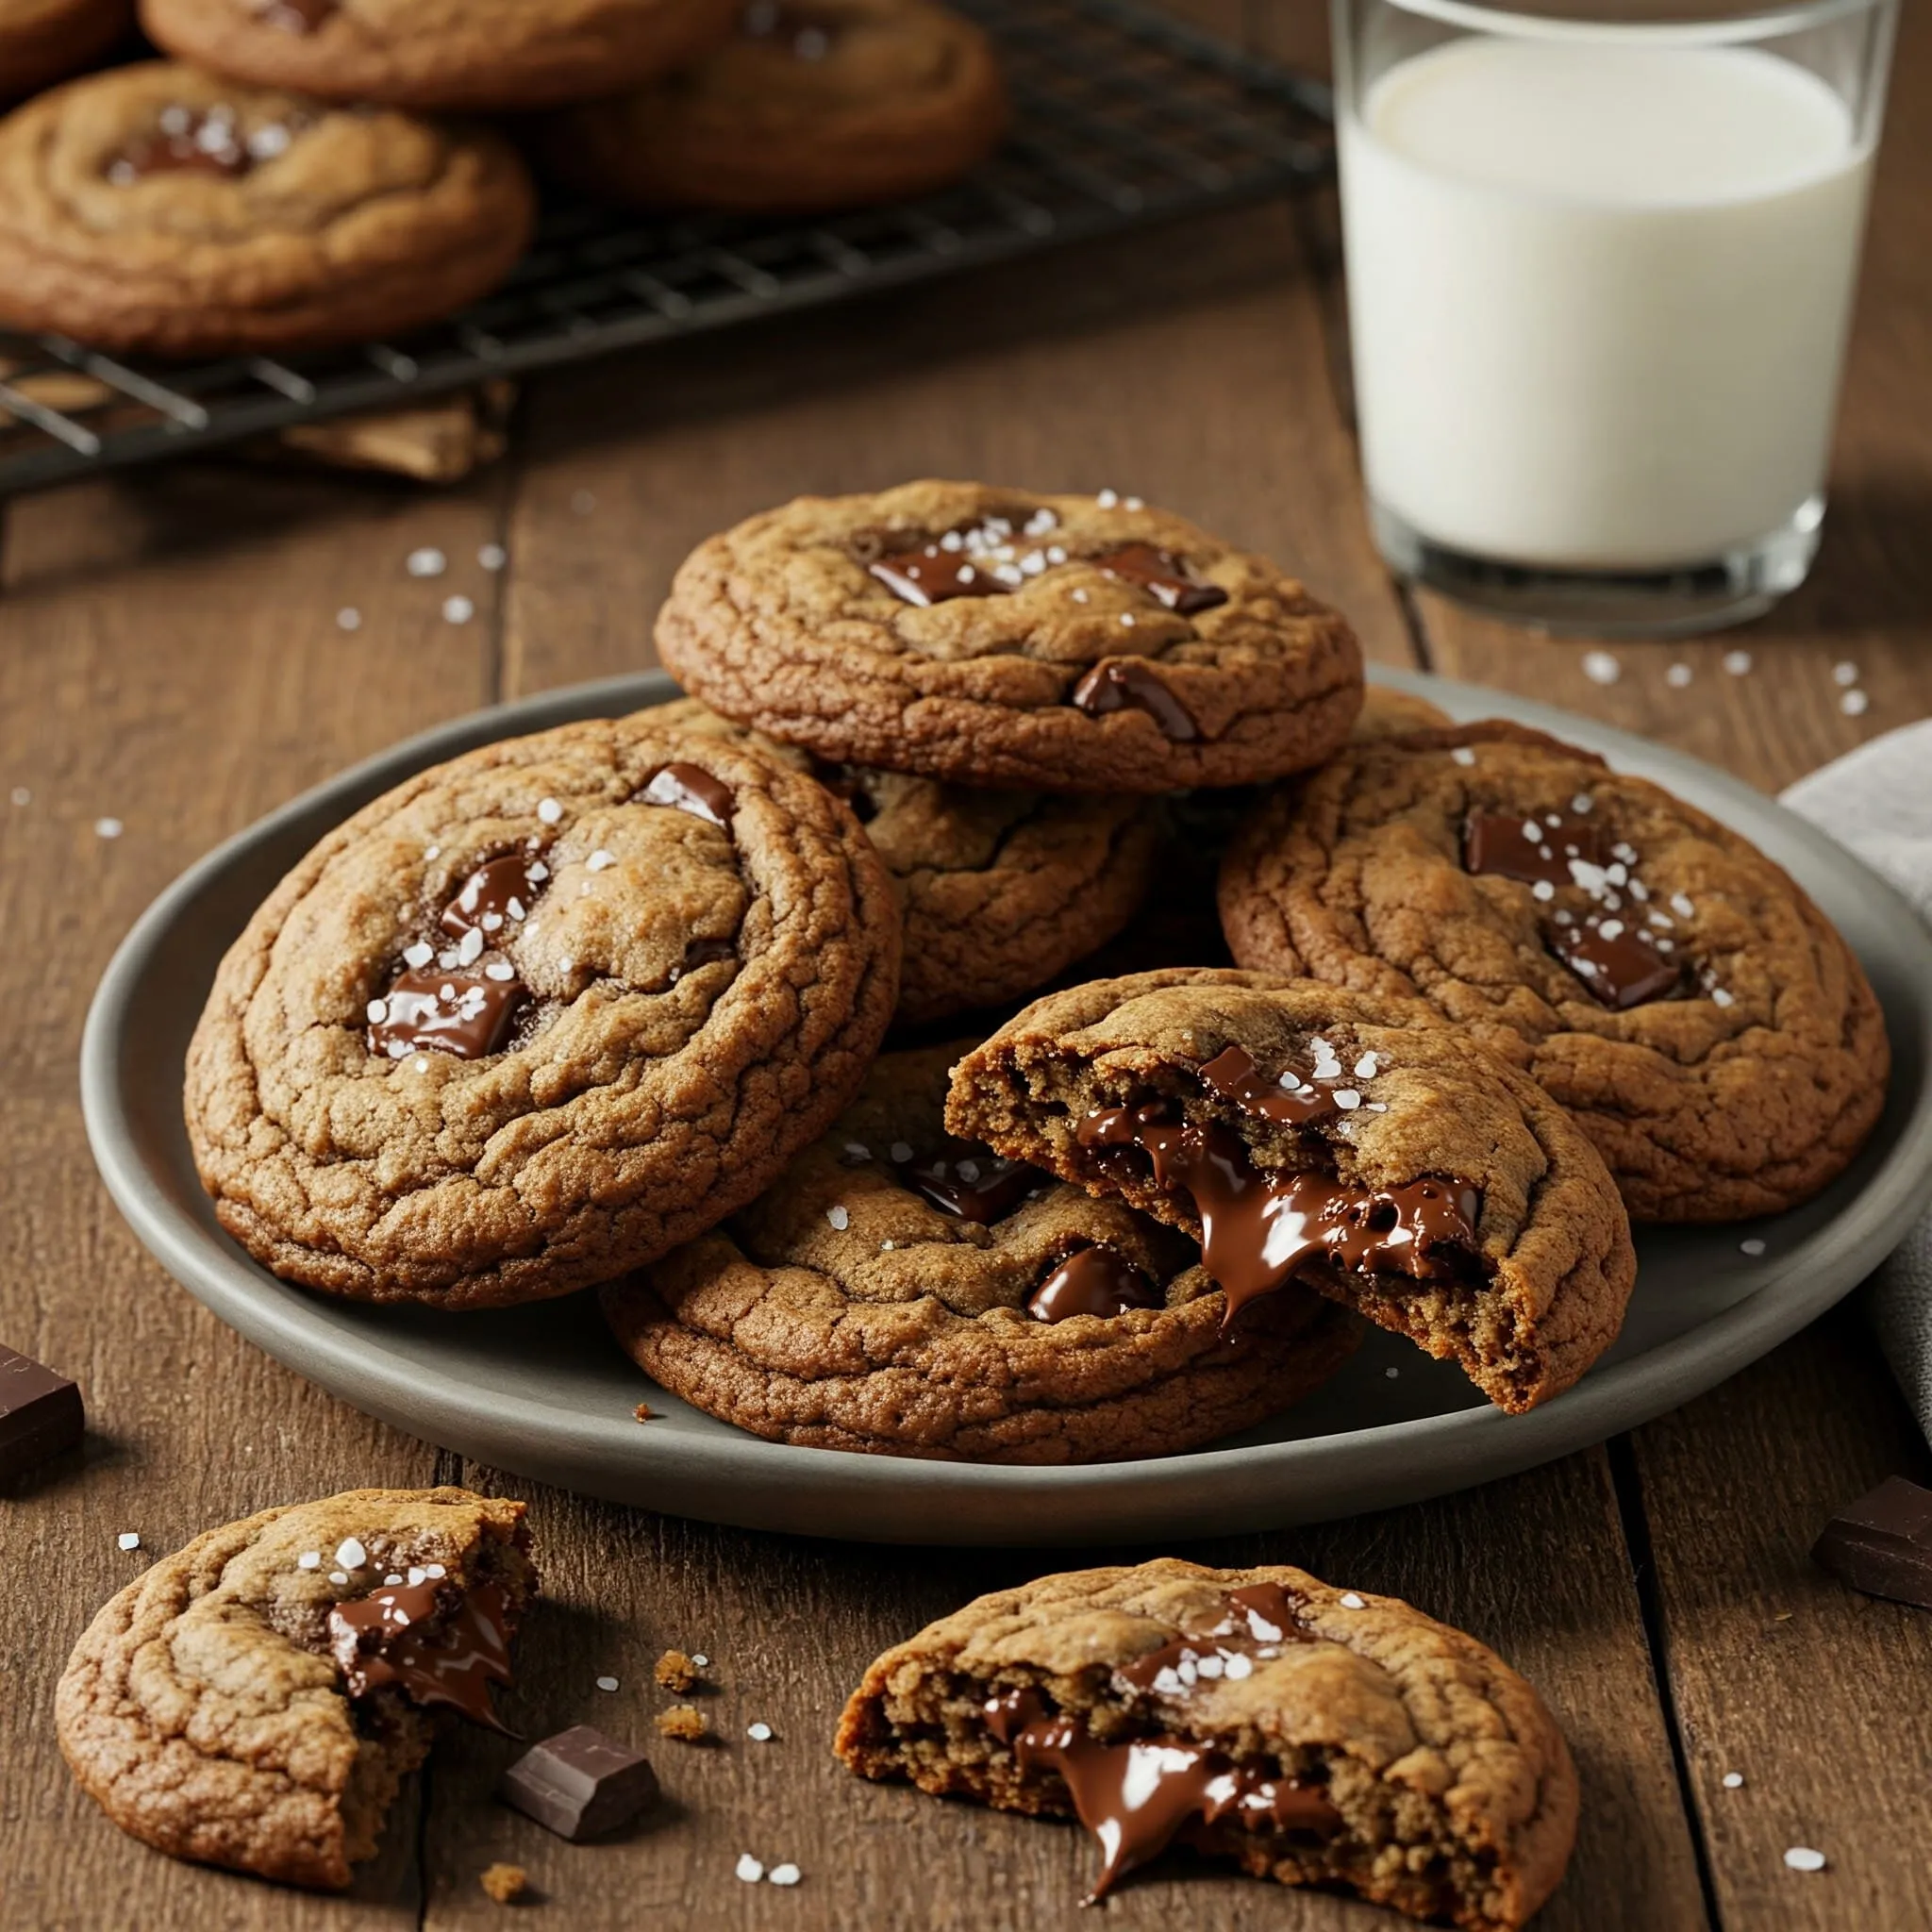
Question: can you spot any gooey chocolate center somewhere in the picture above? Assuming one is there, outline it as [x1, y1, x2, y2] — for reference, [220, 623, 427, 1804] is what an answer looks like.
[327, 1577, 516, 1732]
[980, 1584, 1342, 1901]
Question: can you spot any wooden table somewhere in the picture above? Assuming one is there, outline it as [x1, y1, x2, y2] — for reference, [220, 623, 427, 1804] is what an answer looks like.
[5, 6, 1930, 1927]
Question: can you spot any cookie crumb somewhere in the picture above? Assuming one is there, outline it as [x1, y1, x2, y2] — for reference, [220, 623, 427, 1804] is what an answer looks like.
[480, 1863, 528, 1904]
[1784, 1846, 1826, 1873]
[1722, 1772, 1745, 1790]
[633, 1402, 653, 1422]
[736, 1854, 765, 1883]
[116, 1531, 140, 1551]
[655, 1649, 698, 1692]
[595, 1674, 620, 1692]
[770, 1862, 803, 1887]
[658, 1704, 707, 1741]
[746, 1721, 774, 1741]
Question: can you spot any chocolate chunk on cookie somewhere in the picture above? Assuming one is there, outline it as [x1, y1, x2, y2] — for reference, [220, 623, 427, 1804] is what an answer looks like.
[541, 0, 1007, 214]
[836, 1557, 1578, 1926]
[139, 0, 739, 112]
[185, 715, 900, 1308]
[0, 62, 534, 357]
[1218, 722, 1890, 1220]
[947, 968, 1635, 1412]
[57, 1488, 536, 1890]
[602, 1043, 1358, 1461]
[650, 700, 1160, 1024]
[656, 482, 1364, 793]
[0, 0, 129, 102]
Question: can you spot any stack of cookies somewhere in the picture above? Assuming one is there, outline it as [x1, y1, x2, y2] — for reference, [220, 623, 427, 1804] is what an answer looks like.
[182, 479, 1890, 1464]
[0, 0, 1008, 356]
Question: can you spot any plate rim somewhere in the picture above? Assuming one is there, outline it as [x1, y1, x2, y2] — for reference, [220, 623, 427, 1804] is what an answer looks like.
[79, 667, 1932, 1544]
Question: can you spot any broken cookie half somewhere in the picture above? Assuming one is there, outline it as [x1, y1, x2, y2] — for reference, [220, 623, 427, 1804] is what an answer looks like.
[946, 968, 1636, 1412]
[56, 1486, 536, 1889]
[836, 1557, 1578, 1929]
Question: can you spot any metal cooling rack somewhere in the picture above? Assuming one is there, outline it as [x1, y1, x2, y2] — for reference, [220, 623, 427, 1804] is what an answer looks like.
[0, 0, 1331, 496]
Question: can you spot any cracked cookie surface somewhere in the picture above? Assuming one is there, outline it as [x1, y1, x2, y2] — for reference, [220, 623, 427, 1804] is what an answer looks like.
[139, 0, 738, 112]
[836, 1557, 1577, 1929]
[0, 0, 129, 100]
[947, 967, 1635, 1411]
[185, 714, 900, 1308]
[1218, 723, 1890, 1220]
[541, 0, 1007, 213]
[0, 61, 534, 356]
[57, 1488, 535, 1890]
[602, 1043, 1359, 1461]
[655, 481, 1364, 793]
[651, 699, 1159, 1024]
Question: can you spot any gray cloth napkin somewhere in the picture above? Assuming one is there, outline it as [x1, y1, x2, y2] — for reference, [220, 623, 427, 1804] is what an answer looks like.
[1782, 719, 1932, 1441]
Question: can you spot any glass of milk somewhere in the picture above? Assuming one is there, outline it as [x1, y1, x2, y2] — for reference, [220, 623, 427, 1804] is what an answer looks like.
[1334, 0, 1897, 634]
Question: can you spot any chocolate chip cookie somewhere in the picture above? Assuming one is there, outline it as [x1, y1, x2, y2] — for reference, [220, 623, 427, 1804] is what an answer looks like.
[650, 699, 1160, 1024]
[836, 1557, 1578, 1927]
[0, 63, 535, 357]
[602, 1043, 1358, 1460]
[540, 0, 1007, 214]
[947, 968, 1636, 1412]
[1351, 683, 1451, 741]
[139, 0, 739, 112]
[1218, 723, 1890, 1221]
[0, 0, 129, 101]
[185, 715, 900, 1308]
[656, 482, 1365, 794]
[58, 1488, 536, 1890]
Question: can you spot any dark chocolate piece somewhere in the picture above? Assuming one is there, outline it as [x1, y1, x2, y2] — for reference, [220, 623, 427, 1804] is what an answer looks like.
[641, 762, 735, 828]
[1812, 1477, 1932, 1612]
[1027, 1245, 1162, 1323]
[441, 855, 542, 941]
[1463, 810, 1604, 888]
[1069, 659, 1201, 741]
[1093, 541, 1228, 615]
[328, 1578, 516, 1731]
[108, 112, 254, 183]
[897, 1139, 1046, 1224]
[1114, 1581, 1314, 1692]
[0, 1344, 84, 1480]
[500, 1724, 660, 1841]
[1551, 917, 1680, 1010]
[368, 964, 525, 1060]
[868, 545, 1010, 607]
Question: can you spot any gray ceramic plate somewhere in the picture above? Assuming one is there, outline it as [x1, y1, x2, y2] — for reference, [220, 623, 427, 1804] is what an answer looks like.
[81, 670, 1932, 1545]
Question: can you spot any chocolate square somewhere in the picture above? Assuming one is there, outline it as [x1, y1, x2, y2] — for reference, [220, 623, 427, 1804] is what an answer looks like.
[499, 1725, 658, 1841]
[1812, 1476, 1932, 1611]
[0, 1345, 84, 1480]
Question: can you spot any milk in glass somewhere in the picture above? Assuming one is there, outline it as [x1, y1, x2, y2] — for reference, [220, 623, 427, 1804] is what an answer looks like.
[1339, 38, 1875, 570]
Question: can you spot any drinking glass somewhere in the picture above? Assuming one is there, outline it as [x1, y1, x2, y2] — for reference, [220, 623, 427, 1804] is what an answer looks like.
[1332, 0, 1898, 635]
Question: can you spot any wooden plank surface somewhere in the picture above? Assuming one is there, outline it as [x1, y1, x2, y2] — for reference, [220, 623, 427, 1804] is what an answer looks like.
[2, 5, 1930, 1930]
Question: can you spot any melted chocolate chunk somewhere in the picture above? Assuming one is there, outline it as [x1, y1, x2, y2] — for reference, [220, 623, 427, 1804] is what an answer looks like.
[1115, 1581, 1314, 1693]
[869, 545, 1011, 607]
[108, 110, 254, 183]
[1552, 918, 1681, 1010]
[1069, 660, 1201, 742]
[1094, 541, 1228, 615]
[1198, 1043, 1339, 1127]
[1076, 1108, 1481, 1325]
[369, 965, 525, 1061]
[641, 762, 734, 828]
[441, 855, 542, 941]
[668, 938, 736, 984]
[328, 1579, 516, 1731]
[898, 1139, 1046, 1224]
[1027, 1245, 1162, 1323]
[1012, 1714, 1341, 1902]
[1463, 809, 1605, 888]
